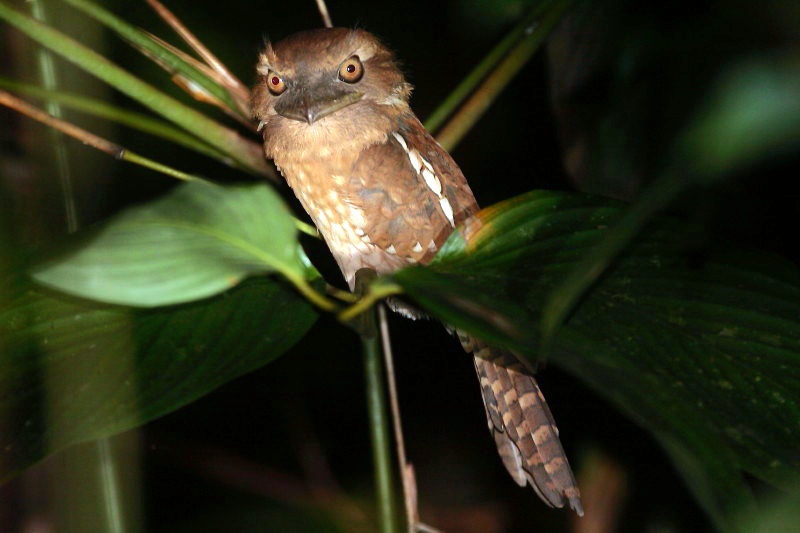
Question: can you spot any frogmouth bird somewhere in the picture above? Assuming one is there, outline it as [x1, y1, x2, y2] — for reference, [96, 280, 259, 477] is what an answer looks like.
[252, 27, 583, 515]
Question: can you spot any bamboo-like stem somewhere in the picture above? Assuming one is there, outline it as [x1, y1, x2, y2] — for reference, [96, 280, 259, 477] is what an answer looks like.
[338, 281, 404, 323]
[355, 270, 399, 533]
[30, 0, 78, 233]
[362, 321, 399, 533]
[28, 5, 131, 531]
[96, 438, 126, 533]
[0, 78, 237, 162]
[432, 0, 573, 152]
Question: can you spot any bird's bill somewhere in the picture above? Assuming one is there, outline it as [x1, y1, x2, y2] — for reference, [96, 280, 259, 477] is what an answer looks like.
[275, 83, 364, 124]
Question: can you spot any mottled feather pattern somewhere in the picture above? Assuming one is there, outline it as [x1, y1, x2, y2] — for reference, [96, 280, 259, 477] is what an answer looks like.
[252, 27, 583, 515]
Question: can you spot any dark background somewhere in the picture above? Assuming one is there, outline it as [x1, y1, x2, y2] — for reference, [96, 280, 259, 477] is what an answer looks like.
[2, 0, 798, 531]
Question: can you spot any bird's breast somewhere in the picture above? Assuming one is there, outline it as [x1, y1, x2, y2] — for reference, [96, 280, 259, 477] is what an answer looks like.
[277, 157, 410, 289]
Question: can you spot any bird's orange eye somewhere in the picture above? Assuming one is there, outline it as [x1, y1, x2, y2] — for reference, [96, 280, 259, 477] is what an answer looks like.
[338, 56, 364, 83]
[266, 71, 286, 95]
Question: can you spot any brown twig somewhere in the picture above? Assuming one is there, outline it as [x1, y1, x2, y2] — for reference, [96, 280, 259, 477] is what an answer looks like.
[1, 89, 121, 156]
[315, 0, 334, 28]
[0, 90, 205, 182]
[378, 306, 442, 533]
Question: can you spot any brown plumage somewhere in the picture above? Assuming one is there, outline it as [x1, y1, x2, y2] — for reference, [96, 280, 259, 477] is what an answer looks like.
[252, 27, 583, 515]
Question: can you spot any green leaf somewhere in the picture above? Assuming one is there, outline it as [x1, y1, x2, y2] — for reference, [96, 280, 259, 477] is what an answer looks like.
[0, 1, 270, 177]
[0, 78, 235, 164]
[386, 190, 800, 531]
[61, 0, 246, 119]
[32, 181, 315, 307]
[0, 275, 319, 482]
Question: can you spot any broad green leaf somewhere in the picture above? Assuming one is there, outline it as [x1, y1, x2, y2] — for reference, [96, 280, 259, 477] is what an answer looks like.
[384, 190, 800, 531]
[0, 1, 270, 177]
[32, 181, 315, 307]
[0, 275, 319, 482]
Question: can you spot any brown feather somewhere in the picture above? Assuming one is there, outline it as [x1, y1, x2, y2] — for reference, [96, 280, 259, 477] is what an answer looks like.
[252, 27, 583, 515]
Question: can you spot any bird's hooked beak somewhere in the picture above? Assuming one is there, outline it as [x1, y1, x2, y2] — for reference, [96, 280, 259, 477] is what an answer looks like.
[275, 79, 363, 124]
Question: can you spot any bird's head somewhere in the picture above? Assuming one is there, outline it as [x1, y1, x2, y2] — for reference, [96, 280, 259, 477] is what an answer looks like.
[252, 28, 413, 159]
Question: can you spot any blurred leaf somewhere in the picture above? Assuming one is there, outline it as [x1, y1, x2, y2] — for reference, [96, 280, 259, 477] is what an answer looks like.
[735, 483, 800, 533]
[678, 54, 800, 179]
[0, 275, 319, 482]
[32, 181, 314, 307]
[384, 190, 800, 531]
[0, 1, 271, 177]
[540, 52, 800, 346]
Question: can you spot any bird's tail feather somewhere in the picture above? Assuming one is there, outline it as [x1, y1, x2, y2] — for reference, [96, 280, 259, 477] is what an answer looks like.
[460, 333, 584, 516]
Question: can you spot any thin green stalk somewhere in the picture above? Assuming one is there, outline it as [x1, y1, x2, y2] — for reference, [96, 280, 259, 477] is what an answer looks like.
[355, 270, 399, 533]
[0, 89, 207, 182]
[29, 4, 128, 532]
[30, 0, 77, 232]
[363, 320, 399, 533]
[97, 438, 126, 533]
[433, 0, 574, 152]
[424, 1, 553, 133]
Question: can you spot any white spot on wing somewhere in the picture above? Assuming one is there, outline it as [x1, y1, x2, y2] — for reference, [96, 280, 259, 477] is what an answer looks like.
[392, 132, 408, 150]
[407, 150, 423, 174]
[391, 130, 454, 227]
[386, 244, 397, 255]
[421, 168, 442, 196]
[412, 242, 423, 253]
[440, 197, 455, 226]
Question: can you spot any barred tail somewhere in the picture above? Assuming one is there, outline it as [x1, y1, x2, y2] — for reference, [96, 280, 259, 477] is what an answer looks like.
[460, 333, 584, 516]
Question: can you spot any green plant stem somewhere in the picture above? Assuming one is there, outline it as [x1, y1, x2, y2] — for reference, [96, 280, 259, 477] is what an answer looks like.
[424, 1, 550, 133]
[362, 318, 399, 533]
[355, 270, 399, 533]
[432, 0, 573, 152]
[30, 0, 77, 233]
[97, 438, 126, 533]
